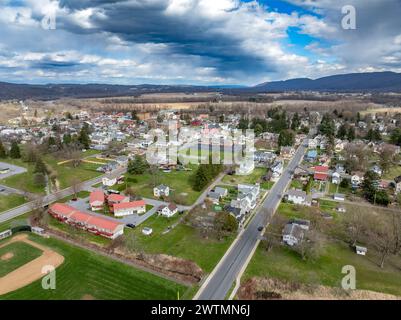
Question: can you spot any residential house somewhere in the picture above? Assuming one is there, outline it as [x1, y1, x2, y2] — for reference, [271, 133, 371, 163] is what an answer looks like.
[286, 189, 310, 206]
[371, 165, 383, 176]
[281, 146, 295, 159]
[153, 184, 170, 197]
[89, 190, 105, 211]
[351, 173, 363, 188]
[207, 191, 221, 205]
[236, 159, 255, 176]
[113, 200, 146, 217]
[308, 138, 318, 149]
[313, 166, 329, 181]
[332, 172, 341, 185]
[214, 187, 228, 198]
[158, 203, 178, 217]
[271, 160, 284, 179]
[107, 194, 129, 212]
[282, 223, 305, 246]
[306, 149, 318, 162]
[102, 176, 117, 187]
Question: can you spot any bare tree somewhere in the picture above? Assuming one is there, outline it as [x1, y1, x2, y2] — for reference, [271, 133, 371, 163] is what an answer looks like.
[69, 177, 83, 200]
[342, 207, 366, 247]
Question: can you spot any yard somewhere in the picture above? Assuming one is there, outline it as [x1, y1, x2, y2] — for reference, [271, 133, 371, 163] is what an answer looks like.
[242, 202, 401, 296]
[0, 233, 187, 300]
[0, 194, 26, 213]
[118, 165, 202, 206]
[127, 213, 235, 273]
[382, 164, 401, 180]
[222, 167, 267, 186]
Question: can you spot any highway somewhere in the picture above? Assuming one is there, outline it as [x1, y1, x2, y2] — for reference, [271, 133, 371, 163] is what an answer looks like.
[195, 139, 308, 300]
[0, 167, 126, 224]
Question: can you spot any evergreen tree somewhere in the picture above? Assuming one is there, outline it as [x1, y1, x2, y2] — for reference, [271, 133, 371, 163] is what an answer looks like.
[0, 140, 7, 158]
[63, 133, 72, 145]
[319, 114, 335, 137]
[9, 141, 21, 159]
[78, 125, 91, 149]
[34, 157, 47, 174]
[127, 155, 149, 175]
[291, 112, 300, 131]
[33, 172, 46, 188]
[337, 124, 348, 139]
[278, 129, 295, 147]
[347, 126, 356, 141]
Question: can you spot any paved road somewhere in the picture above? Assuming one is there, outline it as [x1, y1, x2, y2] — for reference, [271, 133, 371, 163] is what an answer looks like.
[0, 167, 126, 224]
[0, 162, 27, 179]
[196, 139, 308, 300]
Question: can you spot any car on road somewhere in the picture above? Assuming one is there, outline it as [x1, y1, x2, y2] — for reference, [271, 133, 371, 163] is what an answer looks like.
[257, 226, 264, 232]
[126, 223, 136, 228]
[0, 187, 5, 192]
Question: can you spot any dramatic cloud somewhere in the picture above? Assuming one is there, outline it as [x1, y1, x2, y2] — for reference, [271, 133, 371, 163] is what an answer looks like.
[0, 0, 400, 84]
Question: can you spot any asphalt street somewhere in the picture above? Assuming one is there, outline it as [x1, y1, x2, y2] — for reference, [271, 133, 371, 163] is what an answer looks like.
[196, 139, 308, 300]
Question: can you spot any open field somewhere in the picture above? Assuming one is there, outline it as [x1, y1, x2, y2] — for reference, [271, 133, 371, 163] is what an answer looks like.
[119, 165, 201, 205]
[382, 165, 401, 180]
[0, 194, 26, 213]
[127, 214, 234, 273]
[0, 155, 102, 194]
[0, 233, 187, 300]
[222, 167, 267, 186]
[243, 203, 401, 297]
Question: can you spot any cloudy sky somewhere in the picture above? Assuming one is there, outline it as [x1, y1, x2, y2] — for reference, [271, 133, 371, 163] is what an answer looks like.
[1, 0, 401, 85]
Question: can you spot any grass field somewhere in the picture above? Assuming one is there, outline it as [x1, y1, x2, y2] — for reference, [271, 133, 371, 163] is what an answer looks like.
[0, 241, 42, 277]
[128, 213, 234, 273]
[0, 155, 102, 194]
[243, 202, 401, 296]
[119, 165, 201, 205]
[382, 165, 401, 180]
[0, 234, 187, 300]
[222, 167, 266, 186]
[0, 194, 26, 213]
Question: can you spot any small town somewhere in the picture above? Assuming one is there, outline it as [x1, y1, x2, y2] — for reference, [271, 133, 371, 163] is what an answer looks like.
[1, 0, 401, 311]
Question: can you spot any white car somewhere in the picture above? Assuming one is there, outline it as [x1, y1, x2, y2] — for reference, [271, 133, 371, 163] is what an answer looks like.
[142, 227, 153, 236]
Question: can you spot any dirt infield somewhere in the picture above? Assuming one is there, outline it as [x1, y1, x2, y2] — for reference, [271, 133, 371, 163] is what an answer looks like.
[1, 252, 14, 261]
[0, 234, 64, 296]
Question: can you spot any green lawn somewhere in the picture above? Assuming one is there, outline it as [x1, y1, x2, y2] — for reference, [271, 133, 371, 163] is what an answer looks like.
[0, 241, 42, 277]
[0, 155, 102, 194]
[222, 167, 266, 186]
[243, 203, 401, 296]
[328, 182, 351, 195]
[128, 214, 234, 273]
[0, 194, 26, 213]
[382, 165, 401, 180]
[0, 234, 187, 300]
[120, 165, 202, 206]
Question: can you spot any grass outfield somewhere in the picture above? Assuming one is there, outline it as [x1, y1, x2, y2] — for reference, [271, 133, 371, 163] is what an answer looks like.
[0, 234, 187, 300]
[0, 242, 42, 277]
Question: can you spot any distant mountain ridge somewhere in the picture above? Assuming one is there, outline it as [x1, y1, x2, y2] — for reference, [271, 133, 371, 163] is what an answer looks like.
[254, 72, 401, 92]
[1, 71, 401, 100]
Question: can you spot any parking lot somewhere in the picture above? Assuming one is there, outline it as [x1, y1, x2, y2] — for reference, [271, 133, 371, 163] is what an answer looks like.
[0, 162, 27, 179]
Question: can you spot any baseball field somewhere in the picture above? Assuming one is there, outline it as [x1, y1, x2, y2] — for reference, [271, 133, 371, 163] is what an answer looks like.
[0, 233, 188, 300]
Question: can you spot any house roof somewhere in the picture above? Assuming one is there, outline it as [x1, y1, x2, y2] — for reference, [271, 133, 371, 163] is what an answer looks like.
[314, 173, 328, 181]
[49, 203, 76, 217]
[108, 194, 128, 203]
[113, 200, 146, 211]
[314, 165, 329, 173]
[287, 189, 307, 198]
[90, 190, 105, 204]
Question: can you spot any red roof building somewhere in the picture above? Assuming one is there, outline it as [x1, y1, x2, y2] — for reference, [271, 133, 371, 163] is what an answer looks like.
[89, 190, 105, 211]
[113, 200, 146, 217]
[48, 203, 124, 239]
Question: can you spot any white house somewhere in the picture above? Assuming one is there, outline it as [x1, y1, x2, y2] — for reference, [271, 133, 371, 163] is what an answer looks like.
[271, 161, 284, 179]
[153, 184, 170, 197]
[113, 200, 146, 217]
[102, 176, 117, 187]
[89, 190, 105, 211]
[287, 189, 310, 206]
[158, 203, 178, 217]
[351, 174, 362, 187]
[371, 165, 383, 176]
[236, 159, 254, 175]
[282, 223, 304, 246]
[395, 176, 401, 194]
[332, 172, 341, 185]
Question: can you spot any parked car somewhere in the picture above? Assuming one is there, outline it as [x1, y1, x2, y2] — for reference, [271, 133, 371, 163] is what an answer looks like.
[126, 223, 136, 229]
[257, 226, 264, 232]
